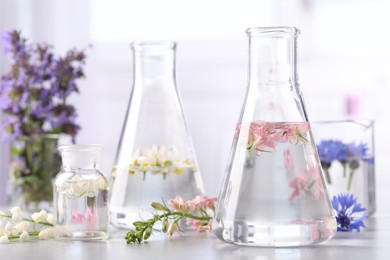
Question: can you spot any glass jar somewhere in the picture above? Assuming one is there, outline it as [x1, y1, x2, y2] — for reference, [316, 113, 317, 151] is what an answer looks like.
[109, 42, 205, 229]
[312, 120, 376, 216]
[8, 134, 62, 212]
[213, 27, 337, 247]
[53, 144, 109, 240]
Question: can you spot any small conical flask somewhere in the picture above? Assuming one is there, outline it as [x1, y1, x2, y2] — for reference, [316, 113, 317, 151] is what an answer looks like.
[109, 42, 205, 228]
[213, 27, 337, 247]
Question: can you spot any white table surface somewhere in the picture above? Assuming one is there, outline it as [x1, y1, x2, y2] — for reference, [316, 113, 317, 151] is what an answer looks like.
[1, 213, 390, 260]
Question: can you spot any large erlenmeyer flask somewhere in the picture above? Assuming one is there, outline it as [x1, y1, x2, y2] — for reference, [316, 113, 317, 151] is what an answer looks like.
[213, 27, 337, 247]
[110, 42, 205, 229]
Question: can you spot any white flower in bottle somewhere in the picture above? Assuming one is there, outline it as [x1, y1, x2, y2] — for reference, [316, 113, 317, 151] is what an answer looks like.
[19, 231, 29, 242]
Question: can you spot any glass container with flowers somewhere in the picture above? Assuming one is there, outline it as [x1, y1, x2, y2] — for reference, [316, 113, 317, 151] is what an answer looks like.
[0, 30, 86, 210]
[312, 120, 375, 216]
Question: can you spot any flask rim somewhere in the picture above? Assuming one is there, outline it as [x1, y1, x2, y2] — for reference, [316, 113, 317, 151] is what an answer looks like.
[131, 41, 177, 51]
[58, 144, 103, 153]
[246, 27, 300, 37]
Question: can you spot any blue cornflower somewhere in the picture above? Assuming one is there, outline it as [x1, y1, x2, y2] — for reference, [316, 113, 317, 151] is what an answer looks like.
[331, 193, 367, 232]
[316, 140, 347, 163]
[346, 142, 369, 160]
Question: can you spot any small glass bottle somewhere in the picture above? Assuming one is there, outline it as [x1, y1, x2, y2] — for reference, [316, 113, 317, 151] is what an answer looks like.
[53, 144, 109, 240]
[213, 27, 337, 247]
[109, 42, 204, 229]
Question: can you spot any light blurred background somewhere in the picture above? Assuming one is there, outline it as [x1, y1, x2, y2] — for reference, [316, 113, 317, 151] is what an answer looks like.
[1, 0, 390, 212]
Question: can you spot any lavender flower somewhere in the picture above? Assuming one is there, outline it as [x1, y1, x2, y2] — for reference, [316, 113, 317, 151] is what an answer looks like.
[0, 30, 86, 142]
[331, 193, 367, 232]
[0, 30, 87, 206]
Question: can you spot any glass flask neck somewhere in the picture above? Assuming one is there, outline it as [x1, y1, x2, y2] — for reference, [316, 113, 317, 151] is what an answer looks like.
[59, 144, 103, 170]
[247, 27, 299, 86]
[132, 42, 177, 89]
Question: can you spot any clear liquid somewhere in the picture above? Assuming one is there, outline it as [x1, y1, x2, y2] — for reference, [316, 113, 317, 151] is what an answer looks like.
[325, 160, 376, 215]
[213, 121, 337, 246]
[109, 168, 204, 228]
[54, 189, 109, 240]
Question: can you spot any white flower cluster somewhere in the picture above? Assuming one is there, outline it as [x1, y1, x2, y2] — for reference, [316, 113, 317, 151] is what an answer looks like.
[0, 207, 54, 243]
[128, 146, 196, 178]
[56, 174, 107, 199]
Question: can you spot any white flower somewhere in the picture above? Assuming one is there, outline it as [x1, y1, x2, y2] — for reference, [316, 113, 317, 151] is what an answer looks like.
[14, 221, 29, 233]
[19, 231, 29, 242]
[96, 176, 107, 190]
[10, 207, 21, 215]
[57, 174, 106, 199]
[0, 235, 9, 243]
[10, 207, 22, 222]
[4, 222, 13, 236]
[46, 213, 54, 224]
[38, 228, 53, 240]
[0, 220, 4, 234]
[0, 210, 4, 220]
[206, 208, 214, 218]
[31, 209, 48, 223]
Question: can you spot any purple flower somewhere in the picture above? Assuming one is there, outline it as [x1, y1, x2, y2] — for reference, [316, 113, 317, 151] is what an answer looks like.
[316, 140, 347, 163]
[331, 193, 367, 232]
[346, 142, 368, 159]
[1, 31, 12, 53]
[0, 30, 86, 142]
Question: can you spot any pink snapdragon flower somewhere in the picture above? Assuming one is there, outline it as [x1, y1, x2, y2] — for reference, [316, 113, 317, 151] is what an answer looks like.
[71, 209, 84, 224]
[86, 208, 97, 229]
[237, 121, 310, 154]
[307, 160, 324, 199]
[289, 169, 308, 202]
[283, 149, 294, 169]
[168, 195, 189, 211]
[186, 219, 213, 232]
[186, 195, 217, 211]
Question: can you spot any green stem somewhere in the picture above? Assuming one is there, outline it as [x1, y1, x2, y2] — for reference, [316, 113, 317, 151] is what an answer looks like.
[0, 214, 53, 227]
[160, 211, 211, 222]
[26, 141, 33, 172]
[324, 169, 331, 184]
[347, 170, 355, 191]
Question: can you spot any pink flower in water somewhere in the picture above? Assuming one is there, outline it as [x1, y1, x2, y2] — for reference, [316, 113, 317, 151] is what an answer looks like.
[307, 160, 324, 199]
[86, 208, 98, 229]
[289, 169, 308, 202]
[238, 121, 311, 154]
[280, 122, 310, 144]
[283, 149, 294, 169]
[168, 195, 189, 212]
[71, 209, 84, 224]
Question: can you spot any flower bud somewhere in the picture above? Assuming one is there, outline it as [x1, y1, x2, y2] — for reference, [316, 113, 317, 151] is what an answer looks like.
[162, 219, 169, 233]
[151, 202, 167, 211]
[167, 222, 178, 237]
[0, 235, 9, 243]
[20, 231, 30, 242]
[143, 226, 153, 240]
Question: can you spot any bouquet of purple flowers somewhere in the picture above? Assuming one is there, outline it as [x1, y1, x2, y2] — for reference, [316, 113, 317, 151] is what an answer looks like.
[0, 30, 86, 141]
[0, 30, 87, 208]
